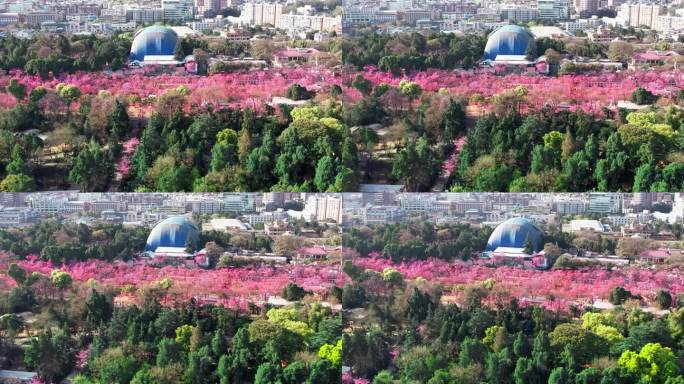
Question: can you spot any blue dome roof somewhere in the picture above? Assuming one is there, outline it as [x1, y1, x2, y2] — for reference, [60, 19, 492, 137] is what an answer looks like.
[483, 25, 534, 61]
[129, 26, 178, 62]
[486, 217, 543, 252]
[145, 216, 200, 252]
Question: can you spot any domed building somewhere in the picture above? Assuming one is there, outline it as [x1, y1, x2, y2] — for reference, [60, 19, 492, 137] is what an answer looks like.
[486, 217, 543, 253]
[481, 25, 548, 73]
[145, 216, 201, 256]
[483, 25, 534, 61]
[129, 26, 179, 62]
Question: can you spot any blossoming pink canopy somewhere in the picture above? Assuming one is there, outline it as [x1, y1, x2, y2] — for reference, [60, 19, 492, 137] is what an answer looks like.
[3, 252, 335, 309]
[353, 255, 682, 308]
[2, 69, 677, 117]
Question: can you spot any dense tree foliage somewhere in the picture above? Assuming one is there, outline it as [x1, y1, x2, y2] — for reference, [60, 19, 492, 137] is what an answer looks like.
[123, 98, 358, 192]
[0, 78, 360, 192]
[343, 31, 487, 72]
[1, 44, 678, 192]
[0, 34, 131, 77]
[12, 291, 339, 383]
[343, 221, 492, 262]
[0, 221, 148, 263]
[343, 262, 684, 383]
[449, 108, 684, 192]
[2, 255, 341, 383]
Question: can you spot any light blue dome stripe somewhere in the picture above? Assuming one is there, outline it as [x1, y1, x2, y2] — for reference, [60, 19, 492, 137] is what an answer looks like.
[486, 217, 543, 252]
[483, 25, 534, 61]
[145, 216, 200, 252]
[129, 26, 179, 62]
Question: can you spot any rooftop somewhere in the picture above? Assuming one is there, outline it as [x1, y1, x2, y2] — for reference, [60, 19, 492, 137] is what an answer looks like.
[639, 249, 671, 260]
[297, 246, 328, 256]
[529, 26, 571, 39]
[274, 47, 320, 59]
[152, 246, 193, 257]
[493, 54, 532, 63]
[491, 246, 530, 257]
[0, 370, 37, 380]
[633, 50, 681, 62]
[208, 218, 250, 231]
[568, 219, 605, 232]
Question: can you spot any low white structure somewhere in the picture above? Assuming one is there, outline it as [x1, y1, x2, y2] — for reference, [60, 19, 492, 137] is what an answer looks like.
[529, 25, 571, 38]
[564, 219, 606, 233]
[0, 370, 37, 383]
[207, 218, 251, 231]
[490, 246, 530, 258]
[150, 246, 194, 257]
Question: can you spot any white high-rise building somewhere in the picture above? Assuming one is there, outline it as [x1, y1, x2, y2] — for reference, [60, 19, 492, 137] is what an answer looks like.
[361, 206, 403, 225]
[195, 0, 221, 14]
[555, 199, 586, 215]
[162, 0, 194, 21]
[7, 0, 32, 13]
[303, 195, 342, 223]
[241, 2, 283, 26]
[576, 0, 599, 13]
[223, 194, 256, 212]
[500, 7, 539, 22]
[263, 193, 285, 207]
[537, 0, 569, 19]
[277, 13, 341, 32]
[126, 8, 164, 23]
[0, 208, 38, 227]
[187, 198, 223, 214]
[588, 193, 623, 214]
[27, 194, 69, 213]
[342, 7, 378, 25]
[397, 194, 436, 212]
[631, 192, 653, 209]
[672, 193, 684, 221]
[654, 15, 684, 32]
[616, 3, 664, 29]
